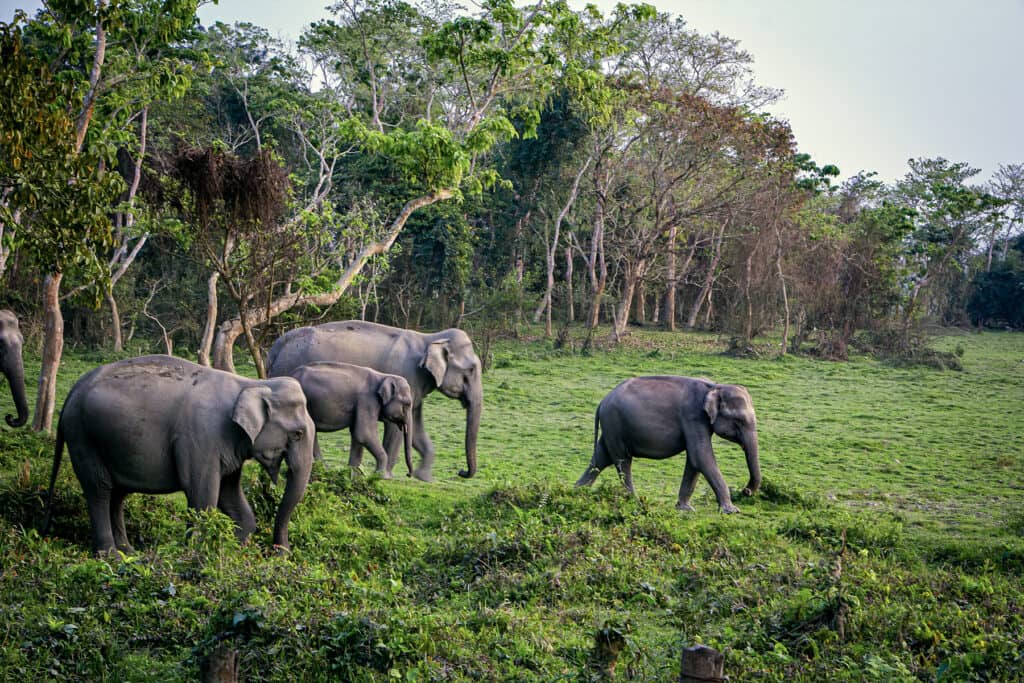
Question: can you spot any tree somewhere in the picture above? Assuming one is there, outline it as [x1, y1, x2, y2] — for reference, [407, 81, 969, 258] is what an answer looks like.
[894, 157, 1004, 329]
[1, 1, 200, 431]
[206, 0, 615, 369]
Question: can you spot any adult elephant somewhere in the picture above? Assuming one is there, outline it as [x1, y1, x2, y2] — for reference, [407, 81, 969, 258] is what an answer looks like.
[268, 321, 481, 482]
[0, 310, 29, 428]
[44, 355, 315, 554]
[576, 376, 761, 513]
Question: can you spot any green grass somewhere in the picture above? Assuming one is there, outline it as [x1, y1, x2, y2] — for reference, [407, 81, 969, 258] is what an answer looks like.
[0, 329, 1022, 680]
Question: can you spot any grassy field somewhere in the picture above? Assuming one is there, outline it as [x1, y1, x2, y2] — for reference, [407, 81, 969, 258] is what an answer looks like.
[0, 329, 1022, 681]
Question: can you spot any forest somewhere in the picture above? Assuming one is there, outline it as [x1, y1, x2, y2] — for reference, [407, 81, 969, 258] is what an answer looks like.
[1, 1, 1023, 681]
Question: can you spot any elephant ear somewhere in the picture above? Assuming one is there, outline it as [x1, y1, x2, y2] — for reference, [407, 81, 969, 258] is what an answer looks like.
[234, 385, 272, 444]
[421, 340, 449, 387]
[378, 376, 397, 405]
[703, 386, 720, 424]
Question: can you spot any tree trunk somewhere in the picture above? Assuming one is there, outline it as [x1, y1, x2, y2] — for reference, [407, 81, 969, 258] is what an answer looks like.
[587, 183, 608, 330]
[635, 282, 646, 324]
[212, 191, 452, 372]
[239, 306, 266, 378]
[33, 273, 63, 433]
[198, 272, 219, 367]
[687, 223, 726, 329]
[564, 245, 575, 323]
[664, 223, 677, 331]
[107, 289, 123, 353]
[612, 261, 644, 340]
[212, 318, 242, 374]
[743, 251, 754, 343]
[775, 223, 790, 355]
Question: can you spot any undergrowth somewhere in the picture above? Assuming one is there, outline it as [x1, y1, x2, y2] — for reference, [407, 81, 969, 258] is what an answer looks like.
[0, 329, 1021, 680]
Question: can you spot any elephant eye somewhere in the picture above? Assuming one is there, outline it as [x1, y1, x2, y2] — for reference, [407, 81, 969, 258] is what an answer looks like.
[289, 430, 304, 443]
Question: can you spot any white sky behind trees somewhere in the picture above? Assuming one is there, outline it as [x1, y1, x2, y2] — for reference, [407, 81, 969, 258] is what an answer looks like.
[3, 0, 1022, 185]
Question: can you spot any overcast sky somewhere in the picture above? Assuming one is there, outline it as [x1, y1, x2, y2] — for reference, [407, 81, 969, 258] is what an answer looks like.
[3, 0, 1022, 185]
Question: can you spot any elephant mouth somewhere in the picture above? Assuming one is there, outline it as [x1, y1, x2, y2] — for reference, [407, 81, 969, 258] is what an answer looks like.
[253, 451, 283, 484]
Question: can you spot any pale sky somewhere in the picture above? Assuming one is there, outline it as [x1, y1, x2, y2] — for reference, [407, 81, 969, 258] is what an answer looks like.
[3, 0, 1022, 185]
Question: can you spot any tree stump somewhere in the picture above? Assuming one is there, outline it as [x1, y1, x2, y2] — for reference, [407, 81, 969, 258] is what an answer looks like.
[679, 644, 724, 683]
[201, 642, 240, 683]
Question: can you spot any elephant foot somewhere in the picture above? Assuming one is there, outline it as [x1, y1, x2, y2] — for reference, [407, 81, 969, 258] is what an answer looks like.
[719, 503, 740, 514]
[675, 502, 695, 512]
[374, 468, 393, 480]
[412, 468, 433, 483]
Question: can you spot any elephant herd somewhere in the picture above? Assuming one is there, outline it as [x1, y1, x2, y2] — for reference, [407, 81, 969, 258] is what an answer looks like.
[0, 312, 762, 555]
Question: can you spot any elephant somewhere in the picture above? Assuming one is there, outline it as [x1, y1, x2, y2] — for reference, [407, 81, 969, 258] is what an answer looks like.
[287, 361, 414, 478]
[268, 321, 481, 482]
[575, 376, 761, 513]
[43, 355, 315, 554]
[0, 310, 29, 428]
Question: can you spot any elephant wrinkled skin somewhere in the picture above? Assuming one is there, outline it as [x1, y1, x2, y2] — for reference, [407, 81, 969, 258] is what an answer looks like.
[576, 376, 761, 513]
[288, 361, 414, 478]
[268, 321, 482, 482]
[0, 310, 29, 428]
[44, 355, 315, 554]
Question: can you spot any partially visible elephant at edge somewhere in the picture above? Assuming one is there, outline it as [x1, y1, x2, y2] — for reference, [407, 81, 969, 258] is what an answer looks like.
[268, 321, 481, 482]
[576, 376, 761, 513]
[0, 309, 29, 428]
[43, 355, 315, 554]
[288, 361, 414, 478]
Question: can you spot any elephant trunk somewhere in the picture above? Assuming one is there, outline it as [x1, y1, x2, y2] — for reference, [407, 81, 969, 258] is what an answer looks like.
[3, 345, 29, 428]
[741, 429, 761, 496]
[403, 409, 414, 477]
[459, 388, 481, 479]
[272, 436, 313, 550]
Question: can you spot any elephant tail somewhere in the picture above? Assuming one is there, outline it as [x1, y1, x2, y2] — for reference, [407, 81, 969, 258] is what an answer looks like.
[41, 420, 65, 535]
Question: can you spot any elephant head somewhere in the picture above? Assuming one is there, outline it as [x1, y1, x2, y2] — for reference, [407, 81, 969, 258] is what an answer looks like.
[421, 329, 482, 478]
[0, 310, 28, 428]
[704, 383, 761, 496]
[233, 378, 315, 549]
[378, 375, 414, 476]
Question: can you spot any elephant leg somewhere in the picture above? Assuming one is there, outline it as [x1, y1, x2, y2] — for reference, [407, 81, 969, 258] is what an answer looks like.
[685, 435, 739, 514]
[217, 468, 257, 543]
[575, 436, 613, 487]
[408, 406, 436, 482]
[675, 461, 700, 512]
[69, 452, 116, 554]
[348, 439, 365, 473]
[382, 423, 401, 475]
[109, 488, 134, 553]
[312, 434, 323, 461]
[353, 417, 392, 479]
[615, 456, 635, 493]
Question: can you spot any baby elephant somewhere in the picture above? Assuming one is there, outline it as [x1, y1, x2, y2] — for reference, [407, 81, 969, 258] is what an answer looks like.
[576, 376, 761, 513]
[288, 362, 414, 478]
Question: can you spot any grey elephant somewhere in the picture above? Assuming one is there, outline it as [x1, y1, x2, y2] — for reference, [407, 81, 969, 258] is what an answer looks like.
[576, 376, 761, 513]
[268, 321, 481, 482]
[0, 309, 29, 428]
[43, 355, 315, 554]
[288, 361, 414, 478]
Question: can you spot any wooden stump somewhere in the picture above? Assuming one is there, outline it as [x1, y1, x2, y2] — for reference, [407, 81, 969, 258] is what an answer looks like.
[201, 642, 239, 683]
[679, 644, 724, 683]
